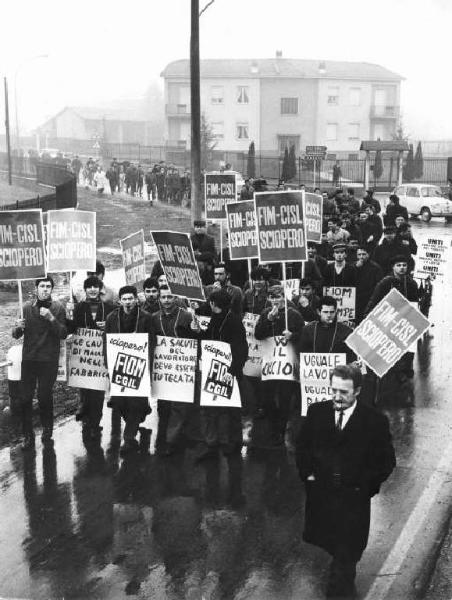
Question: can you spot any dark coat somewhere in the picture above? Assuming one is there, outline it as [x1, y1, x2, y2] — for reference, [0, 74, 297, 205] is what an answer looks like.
[190, 232, 216, 262]
[67, 299, 115, 333]
[103, 306, 155, 368]
[12, 299, 67, 363]
[296, 400, 395, 560]
[384, 203, 409, 226]
[372, 239, 400, 275]
[299, 320, 355, 362]
[254, 306, 304, 346]
[151, 306, 194, 339]
[202, 310, 248, 377]
[365, 275, 419, 315]
[355, 260, 384, 319]
[323, 263, 357, 288]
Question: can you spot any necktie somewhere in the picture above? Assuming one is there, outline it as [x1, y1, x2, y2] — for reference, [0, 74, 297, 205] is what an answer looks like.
[336, 409, 344, 431]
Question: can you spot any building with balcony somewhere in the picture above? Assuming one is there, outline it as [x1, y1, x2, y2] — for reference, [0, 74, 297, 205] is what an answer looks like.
[161, 56, 402, 157]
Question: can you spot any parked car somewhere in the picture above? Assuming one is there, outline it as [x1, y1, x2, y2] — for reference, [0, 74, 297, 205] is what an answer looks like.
[392, 184, 452, 222]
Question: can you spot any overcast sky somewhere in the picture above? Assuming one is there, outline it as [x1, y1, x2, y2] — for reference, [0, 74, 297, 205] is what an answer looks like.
[1, 0, 450, 140]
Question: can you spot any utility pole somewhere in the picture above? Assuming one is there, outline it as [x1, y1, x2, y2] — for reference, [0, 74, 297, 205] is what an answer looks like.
[4, 78, 12, 185]
[190, 0, 202, 222]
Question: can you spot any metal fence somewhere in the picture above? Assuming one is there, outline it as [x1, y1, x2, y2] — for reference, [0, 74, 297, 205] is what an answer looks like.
[1, 145, 449, 189]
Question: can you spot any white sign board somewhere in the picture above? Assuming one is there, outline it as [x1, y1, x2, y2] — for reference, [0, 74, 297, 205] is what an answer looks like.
[200, 340, 241, 408]
[68, 328, 108, 391]
[242, 312, 263, 377]
[152, 336, 197, 403]
[300, 353, 346, 416]
[106, 333, 151, 397]
[261, 336, 299, 382]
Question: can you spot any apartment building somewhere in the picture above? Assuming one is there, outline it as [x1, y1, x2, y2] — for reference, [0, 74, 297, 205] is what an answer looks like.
[161, 55, 402, 157]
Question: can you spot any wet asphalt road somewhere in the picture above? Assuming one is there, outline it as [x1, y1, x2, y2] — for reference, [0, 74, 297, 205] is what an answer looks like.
[0, 219, 451, 600]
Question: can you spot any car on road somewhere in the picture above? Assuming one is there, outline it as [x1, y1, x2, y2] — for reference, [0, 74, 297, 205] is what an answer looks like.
[392, 184, 452, 222]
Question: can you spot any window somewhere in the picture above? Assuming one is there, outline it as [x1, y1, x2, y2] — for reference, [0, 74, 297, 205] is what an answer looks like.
[211, 86, 224, 104]
[348, 153, 359, 160]
[237, 86, 249, 104]
[211, 122, 224, 140]
[326, 123, 338, 141]
[348, 123, 360, 140]
[236, 123, 249, 139]
[349, 88, 361, 106]
[278, 135, 300, 154]
[407, 187, 420, 197]
[327, 86, 339, 105]
[422, 186, 443, 198]
[281, 97, 299, 115]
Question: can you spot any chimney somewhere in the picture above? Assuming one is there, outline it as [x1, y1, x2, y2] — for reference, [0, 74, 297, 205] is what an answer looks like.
[276, 50, 283, 59]
[250, 60, 259, 74]
[318, 61, 326, 75]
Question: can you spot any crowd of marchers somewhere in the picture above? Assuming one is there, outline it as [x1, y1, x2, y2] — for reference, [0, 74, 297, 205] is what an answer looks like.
[12, 185, 430, 598]
[67, 156, 191, 206]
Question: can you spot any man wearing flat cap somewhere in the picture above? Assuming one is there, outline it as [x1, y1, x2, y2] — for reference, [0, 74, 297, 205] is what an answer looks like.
[323, 243, 357, 288]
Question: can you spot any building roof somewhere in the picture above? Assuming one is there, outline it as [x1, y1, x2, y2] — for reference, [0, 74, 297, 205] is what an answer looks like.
[67, 105, 149, 122]
[360, 141, 410, 152]
[161, 58, 402, 81]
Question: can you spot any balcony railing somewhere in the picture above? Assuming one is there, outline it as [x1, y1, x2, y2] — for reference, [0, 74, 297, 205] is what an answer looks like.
[370, 105, 400, 119]
[165, 103, 191, 116]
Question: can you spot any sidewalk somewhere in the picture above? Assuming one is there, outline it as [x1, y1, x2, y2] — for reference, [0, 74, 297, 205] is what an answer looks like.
[424, 514, 452, 599]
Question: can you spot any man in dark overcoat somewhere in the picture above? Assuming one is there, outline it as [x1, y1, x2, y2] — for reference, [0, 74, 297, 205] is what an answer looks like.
[296, 364, 396, 597]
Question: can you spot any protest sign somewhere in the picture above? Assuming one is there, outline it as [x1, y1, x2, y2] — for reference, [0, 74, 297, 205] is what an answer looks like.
[200, 340, 241, 408]
[106, 333, 151, 397]
[57, 340, 67, 382]
[152, 336, 197, 403]
[300, 353, 346, 416]
[226, 200, 258, 260]
[304, 193, 323, 243]
[254, 191, 307, 263]
[323, 286, 356, 327]
[0, 209, 45, 281]
[151, 231, 205, 301]
[346, 288, 430, 378]
[261, 336, 300, 382]
[47, 210, 96, 272]
[120, 230, 146, 287]
[285, 278, 300, 301]
[414, 237, 450, 282]
[242, 312, 262, 377]
[205, 173, 237, 220]
[68, 328, 108, 391]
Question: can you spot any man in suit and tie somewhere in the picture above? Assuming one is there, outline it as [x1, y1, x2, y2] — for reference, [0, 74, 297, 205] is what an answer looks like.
[296, 364, 396, 597]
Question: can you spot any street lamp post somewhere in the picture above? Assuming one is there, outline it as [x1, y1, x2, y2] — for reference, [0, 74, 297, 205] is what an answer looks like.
[14, 54, 48, 149]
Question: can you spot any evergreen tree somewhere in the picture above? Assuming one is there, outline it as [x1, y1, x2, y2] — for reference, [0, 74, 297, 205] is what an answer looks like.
[413, 142, 424, 179]
[281, 146, 290, 181]
[247, 141, 256, 178]
[403, 144, 415, 182]
[288, 144, 297, 180]
[373, 149, 383, 180]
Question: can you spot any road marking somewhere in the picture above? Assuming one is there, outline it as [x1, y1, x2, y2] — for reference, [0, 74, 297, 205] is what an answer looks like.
[365, 439, 452, 600]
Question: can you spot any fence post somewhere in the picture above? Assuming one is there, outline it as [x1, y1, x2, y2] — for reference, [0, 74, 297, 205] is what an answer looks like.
[298, 156, 301, 187]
